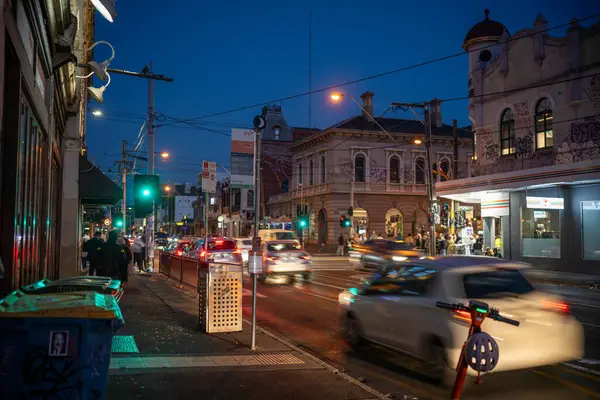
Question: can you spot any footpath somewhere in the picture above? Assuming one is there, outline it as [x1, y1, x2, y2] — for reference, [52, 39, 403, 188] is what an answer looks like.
[107, 273, 386, 400]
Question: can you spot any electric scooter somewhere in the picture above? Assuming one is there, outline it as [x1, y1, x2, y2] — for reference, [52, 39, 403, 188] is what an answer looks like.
[436, 300, 520, 400]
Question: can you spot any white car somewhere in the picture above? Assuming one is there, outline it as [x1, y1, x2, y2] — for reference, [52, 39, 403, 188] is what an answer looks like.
[259, 240, 312, 282]
[339, 256, 584, 385]
[234, 237, 253, 265]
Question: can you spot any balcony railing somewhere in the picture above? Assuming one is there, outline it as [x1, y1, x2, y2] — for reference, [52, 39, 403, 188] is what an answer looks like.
[287, 181, 427, 198]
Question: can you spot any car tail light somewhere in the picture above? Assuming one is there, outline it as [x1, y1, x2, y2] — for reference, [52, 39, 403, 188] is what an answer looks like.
[215, 240, 224, 245]
[176, 250, 183, 256]
[541, 300, 569, 314]
[200, 251, 207, 258]
[453, 310, 471, 322]
[267, 256, 279, 261]
[299, 255, 310, 260]
[233, 249, 241, 254]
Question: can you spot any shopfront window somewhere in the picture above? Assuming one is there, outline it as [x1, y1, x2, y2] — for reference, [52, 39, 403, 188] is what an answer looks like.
[582, 201, 600, 260]
[521, 207, 561, 258]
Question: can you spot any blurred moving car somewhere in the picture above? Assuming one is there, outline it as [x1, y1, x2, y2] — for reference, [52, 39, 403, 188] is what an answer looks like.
[234, 237, 253, 265]
[167, 239, 193, 256]
[339, 256, 584, 385]
[258, 229, 299, 243]
[186, 237, 243, 264]
[155, 232, 169, 249]
[349, 239, 423, 271]
[259, 240, 311, 282]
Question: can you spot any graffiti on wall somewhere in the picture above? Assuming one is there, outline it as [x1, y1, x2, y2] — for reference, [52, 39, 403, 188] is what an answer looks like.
[514, 101, 530, 131]
[482, 139, 499, 161]
[556, 118, 600, 164]
[403, 169, 414, 184]
[515, 134, 533, 157]
[584, 75, 600, 107]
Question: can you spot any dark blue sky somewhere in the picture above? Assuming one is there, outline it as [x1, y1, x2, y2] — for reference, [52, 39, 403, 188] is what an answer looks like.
[86, 0, 596, 188]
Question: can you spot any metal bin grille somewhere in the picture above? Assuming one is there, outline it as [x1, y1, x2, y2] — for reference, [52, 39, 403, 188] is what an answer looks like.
[199, 263, 242, 333]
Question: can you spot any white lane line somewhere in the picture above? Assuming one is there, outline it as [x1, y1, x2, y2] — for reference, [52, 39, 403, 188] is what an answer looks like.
[311, 272, 365, 285]
[581, 322, 600, 328]
[242, 288, 267, 298]
[289, 287, 339, 303]
[569, 301, 600, 310]
[307, 280, 347, 291]
[563, 362, 600, 376]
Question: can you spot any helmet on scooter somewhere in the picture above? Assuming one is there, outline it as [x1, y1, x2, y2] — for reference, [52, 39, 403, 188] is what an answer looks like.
[464, 332, 499, 373]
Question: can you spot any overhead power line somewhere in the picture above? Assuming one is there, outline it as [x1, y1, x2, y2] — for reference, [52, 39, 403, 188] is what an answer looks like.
[165, 13, 600, 123]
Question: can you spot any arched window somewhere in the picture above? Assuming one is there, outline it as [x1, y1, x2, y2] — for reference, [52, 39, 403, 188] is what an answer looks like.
[308, 160, 314, 185]
[500, 108, 516, 155]
[273, 125, 281, 140]
[415, 157, 425, 184]
[354, 154, 366, 182]
[389, 156, 400, 183]
[320, 155, 326, 184]
[297, 162, 303, 186]
[439, 159, 450, 182]
[535, 98, 553, 149]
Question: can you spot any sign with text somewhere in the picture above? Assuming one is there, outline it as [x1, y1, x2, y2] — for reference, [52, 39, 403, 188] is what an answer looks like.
[526, 196, 564, 210]
[202, 160, 217, 193]
[231, 128, 255, 189]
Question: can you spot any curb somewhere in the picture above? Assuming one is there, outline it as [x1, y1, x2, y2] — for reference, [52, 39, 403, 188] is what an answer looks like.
[242, 317, 392, 400]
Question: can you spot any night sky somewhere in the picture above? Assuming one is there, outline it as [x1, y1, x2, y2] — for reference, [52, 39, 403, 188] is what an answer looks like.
[86, 0, 597, 192]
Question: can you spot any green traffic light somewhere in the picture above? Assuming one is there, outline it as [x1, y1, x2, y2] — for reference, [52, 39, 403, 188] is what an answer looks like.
[299, 219, 307, 228]
[142, 189, 151, 196]
[116, 220, 123, 227]
[344, 220, 351, 227]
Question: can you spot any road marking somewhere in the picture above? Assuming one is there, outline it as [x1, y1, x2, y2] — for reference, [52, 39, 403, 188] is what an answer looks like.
[532, 369, 600, 398]
[576, 358, 600, 366]
[242, 288, 267, 298]
[559, 363, 600, 382]
[350, 274, 373, 280]
[569, 301, 600, 310]
[311, 272, 365, 284]
[109, 353, 304, 370]
[291, 288, 339, 303]
[581, 322, 600, 328]
[307, 280, 347, 291]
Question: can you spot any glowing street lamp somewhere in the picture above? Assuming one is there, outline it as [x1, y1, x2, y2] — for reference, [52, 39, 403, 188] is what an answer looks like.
[164, 185, 172, 192]
[414, 139, 423, 145]
[92, 110, 103, 116]
[160, 151, 170, 159]
[330, 93, 344, 102]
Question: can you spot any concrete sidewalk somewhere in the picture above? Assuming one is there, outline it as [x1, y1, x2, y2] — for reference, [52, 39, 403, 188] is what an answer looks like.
[107, 273, 386, 400]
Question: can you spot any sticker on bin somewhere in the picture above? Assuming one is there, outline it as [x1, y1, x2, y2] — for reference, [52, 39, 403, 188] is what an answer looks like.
[49, 331, 69, 356]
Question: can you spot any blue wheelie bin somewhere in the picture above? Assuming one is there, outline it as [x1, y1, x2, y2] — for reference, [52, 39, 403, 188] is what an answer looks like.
[0, 290, 124, 400]
[20, 276, 124, 301]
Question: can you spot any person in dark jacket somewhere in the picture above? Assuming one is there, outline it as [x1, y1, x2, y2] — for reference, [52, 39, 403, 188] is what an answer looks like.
[98, 231, 127, 279]
[84, 231, 104, 276]
[117, 238, 132, 285]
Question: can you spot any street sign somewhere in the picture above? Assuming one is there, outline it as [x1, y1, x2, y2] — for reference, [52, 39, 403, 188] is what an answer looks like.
[202, 160, 217, 193]
[103, 219, 111, 226]
[249, 252, 263, 274]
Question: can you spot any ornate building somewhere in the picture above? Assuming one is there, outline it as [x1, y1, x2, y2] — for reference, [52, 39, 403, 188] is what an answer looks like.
[436, 10, 600, 274]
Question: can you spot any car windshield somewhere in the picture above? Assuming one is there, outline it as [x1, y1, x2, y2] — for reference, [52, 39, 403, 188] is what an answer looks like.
[241, 240, 252, 246]
[463, 268, 534, 299]
[208, 240, 236, 251]
[274, 232, 296, 240]
[268, 243, 302, 252]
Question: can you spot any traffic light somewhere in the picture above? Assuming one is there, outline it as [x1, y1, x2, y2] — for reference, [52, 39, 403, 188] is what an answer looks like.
[340, 215, 351, 227]
[115, 218, 124, 228]
[134, 174, 160, 218]
[298, 217, 308, 228]
[344, 218, 351, 227]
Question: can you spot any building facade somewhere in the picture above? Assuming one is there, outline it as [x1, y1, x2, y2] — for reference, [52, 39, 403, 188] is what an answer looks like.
[0, 0, 97, 295]
[436, 11, 600, 274]
[271, 91, 473, 250]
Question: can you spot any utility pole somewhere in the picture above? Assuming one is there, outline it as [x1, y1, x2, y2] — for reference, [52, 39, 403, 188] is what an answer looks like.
[423, 103, 437, 256]
[390, 101, 437, 256]
[147, 62, 155, 175]
[251, 127, 262, 350]
[122, 140, 127, 235]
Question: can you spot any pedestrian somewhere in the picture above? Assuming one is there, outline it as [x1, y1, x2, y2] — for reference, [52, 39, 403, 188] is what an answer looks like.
[132, 235, 146, 273]
[84, 231, 104, 276]
[337, 234, 345, 256]
[98, 231, 126, 279]
[472, 236, 483, 255]
[117, 238, 132, 285]
[405, 233, 415, 246]
[81, 233, 90, 270]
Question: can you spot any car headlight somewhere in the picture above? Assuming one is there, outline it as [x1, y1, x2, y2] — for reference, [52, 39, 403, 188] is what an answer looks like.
[392, 256, 408, 262]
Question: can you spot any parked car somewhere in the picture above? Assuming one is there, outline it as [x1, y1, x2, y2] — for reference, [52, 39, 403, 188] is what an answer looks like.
[259, 240, 312, 282]
[338, 256, 584, 386]
[234, 237, 253, 265]
[186, 237, 243, 264]
[348, 239, 423, 271]
[167, 240, 193, 256]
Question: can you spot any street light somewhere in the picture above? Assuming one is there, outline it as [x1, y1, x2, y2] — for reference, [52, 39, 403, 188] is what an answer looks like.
[92, 110, 103, 116]
[90, 0, 117, 23]
[160, 151, 170, 159]
[330, 93, 344, 102]
[88, 72, 111, 104]
[414, 139, 423, 145]
[164, 185, 172, 192]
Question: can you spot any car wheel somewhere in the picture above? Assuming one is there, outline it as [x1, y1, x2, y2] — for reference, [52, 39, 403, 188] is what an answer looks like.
[302, 272, 312, 281]
[427, 343, 473, 389]
[345, 315, 364, 350]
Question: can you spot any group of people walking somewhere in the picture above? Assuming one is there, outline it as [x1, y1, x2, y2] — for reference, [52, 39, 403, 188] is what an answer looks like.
[81, 231, 148, 285]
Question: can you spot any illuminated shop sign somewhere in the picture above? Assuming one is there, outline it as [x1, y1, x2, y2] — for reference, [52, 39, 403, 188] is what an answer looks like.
[526, 197, 564, 210]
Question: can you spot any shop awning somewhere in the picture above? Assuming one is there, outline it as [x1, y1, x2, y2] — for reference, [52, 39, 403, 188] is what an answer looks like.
[436, 159, 600, 203]
[79, 155, 123, 206]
